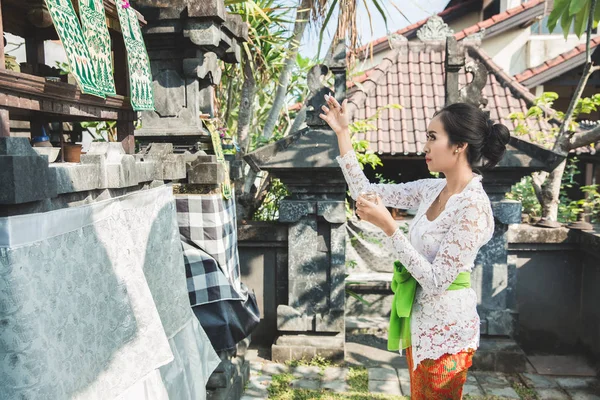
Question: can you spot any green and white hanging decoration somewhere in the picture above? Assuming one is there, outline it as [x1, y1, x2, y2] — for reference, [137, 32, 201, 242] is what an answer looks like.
[78, 0, 116, 95]
[207, 122, 232, 200]
[116, 0, 155, 111]
[44, 0, 105, 97]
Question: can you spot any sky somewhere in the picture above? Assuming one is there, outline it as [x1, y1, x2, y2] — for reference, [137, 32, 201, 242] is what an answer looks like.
[289, 0, 451, 59]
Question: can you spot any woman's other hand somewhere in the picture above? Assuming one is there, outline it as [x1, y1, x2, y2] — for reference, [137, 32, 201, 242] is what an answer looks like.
[356, 194, 398, 237]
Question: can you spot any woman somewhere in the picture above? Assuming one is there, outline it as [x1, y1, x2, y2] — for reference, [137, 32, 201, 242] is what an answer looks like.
[320, 96, 510, 400]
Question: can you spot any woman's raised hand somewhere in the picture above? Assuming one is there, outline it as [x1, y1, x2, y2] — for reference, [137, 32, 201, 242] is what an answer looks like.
[319, 93, 349, 135]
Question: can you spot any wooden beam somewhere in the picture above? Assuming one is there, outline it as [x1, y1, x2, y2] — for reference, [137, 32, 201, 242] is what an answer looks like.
[117, 119, 135, 154]
[0, 69, 135, 111]
[111, 30, 129, 97]
[25, 36, 46, 75]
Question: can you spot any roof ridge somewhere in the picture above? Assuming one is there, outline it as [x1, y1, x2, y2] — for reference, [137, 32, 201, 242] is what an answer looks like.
[346, 50, 400, 120]
[467, 45, 537, 104]
[515, 35, 600, 83]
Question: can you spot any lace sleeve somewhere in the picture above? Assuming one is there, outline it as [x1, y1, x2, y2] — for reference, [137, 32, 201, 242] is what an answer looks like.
[336, 150, 425, 209]
[384, 196, 494, 295]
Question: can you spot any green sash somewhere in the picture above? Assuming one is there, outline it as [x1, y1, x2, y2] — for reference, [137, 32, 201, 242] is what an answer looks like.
[387, 261, 471, 351]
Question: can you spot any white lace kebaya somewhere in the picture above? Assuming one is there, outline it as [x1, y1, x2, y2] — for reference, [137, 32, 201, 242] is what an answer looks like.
[336, 150, 494, 370]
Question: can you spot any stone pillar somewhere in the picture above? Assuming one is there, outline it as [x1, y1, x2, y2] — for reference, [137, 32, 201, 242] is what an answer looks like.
[244, 43, 349, 362]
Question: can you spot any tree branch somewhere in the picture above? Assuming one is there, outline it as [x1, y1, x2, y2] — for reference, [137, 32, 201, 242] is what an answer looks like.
[570, 124, 600, 149]
[531, 171, 548, 205]
[553, 0, 598, 154]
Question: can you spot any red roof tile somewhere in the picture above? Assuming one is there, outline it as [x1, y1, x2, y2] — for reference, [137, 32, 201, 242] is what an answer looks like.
[346, 42, 552, 155]
[515, 36, 600, 84]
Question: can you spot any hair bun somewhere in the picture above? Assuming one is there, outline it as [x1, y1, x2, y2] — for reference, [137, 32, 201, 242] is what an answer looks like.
[482, 122, 510, 168]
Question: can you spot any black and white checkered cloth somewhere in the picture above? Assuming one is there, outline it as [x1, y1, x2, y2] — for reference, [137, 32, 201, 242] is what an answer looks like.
[176, 193, 244, 307]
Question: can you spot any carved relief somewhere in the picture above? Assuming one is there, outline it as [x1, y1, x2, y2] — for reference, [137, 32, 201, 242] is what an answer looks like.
[417, 15, 454, 42]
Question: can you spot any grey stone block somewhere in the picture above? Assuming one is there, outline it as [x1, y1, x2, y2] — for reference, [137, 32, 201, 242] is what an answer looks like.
[0, 138, 57, 204]
[368, 379, 403, 396]
[463, 384, 484, 396]
[323, 367, 347, 382]
[519, 373, 558, 389]
[270, 345, 291, 363]
[187, 161, 227, 185]
[290, 379, 321, 390]
[315, 311, 344, 333]
[261, 363, 287, 376]
[290, 346, 316, 361]
[567, 390, 600, 400]
[482, 386, 520, 399]
[184, 21, 221, 47]
[276, 305, 309, 332]
[52, 164, 101, 194]
[244, 375, 271, 397]
[472, 371, 510, 387]
[322, 380, 347, 393]
[144, 143, 186, 180]
[368, 367, 398, 381]
[249, 361, 264, 376]
[536, 388, 571, 400]
[556, 377, 598, 390]
[291, 366, 321, 380]
[275, 334, 344, 348]
[397, 368, 411, 395]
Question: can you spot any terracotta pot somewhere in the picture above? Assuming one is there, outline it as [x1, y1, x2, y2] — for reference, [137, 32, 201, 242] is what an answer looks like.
[63, 144, 82, 163]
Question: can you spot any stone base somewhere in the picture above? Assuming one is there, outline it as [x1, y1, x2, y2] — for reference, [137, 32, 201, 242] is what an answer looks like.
[271, 334, 345, 363]
[206, 338, 251, 400]
[472, 336, 528, 373]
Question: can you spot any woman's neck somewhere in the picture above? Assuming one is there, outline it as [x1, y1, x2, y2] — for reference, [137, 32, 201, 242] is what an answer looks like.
[443, 164, 474, 194]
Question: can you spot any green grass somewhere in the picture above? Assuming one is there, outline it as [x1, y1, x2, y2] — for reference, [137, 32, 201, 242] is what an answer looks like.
[266, 366, 407, 400]
[346, 367, 368, 392]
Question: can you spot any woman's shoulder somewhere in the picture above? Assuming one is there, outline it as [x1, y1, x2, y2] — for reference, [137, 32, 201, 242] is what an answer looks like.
[411, 178, 445, 190]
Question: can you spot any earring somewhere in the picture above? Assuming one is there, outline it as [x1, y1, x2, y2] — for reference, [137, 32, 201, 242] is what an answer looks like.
[454, 149, 459, 154]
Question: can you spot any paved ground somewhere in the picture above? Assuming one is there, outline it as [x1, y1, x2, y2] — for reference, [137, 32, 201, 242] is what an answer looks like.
[241, 334, 600, 400]
[241, 359, 600, 399]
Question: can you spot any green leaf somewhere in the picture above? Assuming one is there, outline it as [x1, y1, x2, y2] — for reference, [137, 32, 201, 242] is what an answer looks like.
[370, 0, 388, 29]
[548, 0, 570, 32]
[561, 12, 575, 39]
[569, 0, 590, 16]
[574, 3, 590, 38]
[316, 0, 338, 59]
[526, 106, 544, 118]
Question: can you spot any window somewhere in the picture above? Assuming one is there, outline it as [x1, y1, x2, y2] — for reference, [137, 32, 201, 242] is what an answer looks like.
[531, 15, 599, 35]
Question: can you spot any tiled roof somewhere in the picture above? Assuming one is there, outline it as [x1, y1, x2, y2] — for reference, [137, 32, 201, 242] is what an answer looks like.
[357, 0, 545, 58]
[515, 36, 600, 87]
[346, 42, 552, 155]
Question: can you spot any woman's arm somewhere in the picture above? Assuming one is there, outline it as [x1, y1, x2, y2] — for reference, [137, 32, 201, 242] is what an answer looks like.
[337, 149, 424, 210]
[384, 196, 494, 296]
[320, 95, 425, 210]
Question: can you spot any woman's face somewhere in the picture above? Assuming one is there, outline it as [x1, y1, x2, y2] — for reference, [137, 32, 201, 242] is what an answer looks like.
[423, 115, 460, 173]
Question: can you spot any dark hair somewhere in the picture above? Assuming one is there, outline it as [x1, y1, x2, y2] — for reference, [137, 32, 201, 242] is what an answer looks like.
[434, 103, 510, 169]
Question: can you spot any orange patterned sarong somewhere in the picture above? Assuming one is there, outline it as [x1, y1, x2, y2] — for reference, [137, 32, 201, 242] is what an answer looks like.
[405, 347, 475, 400]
